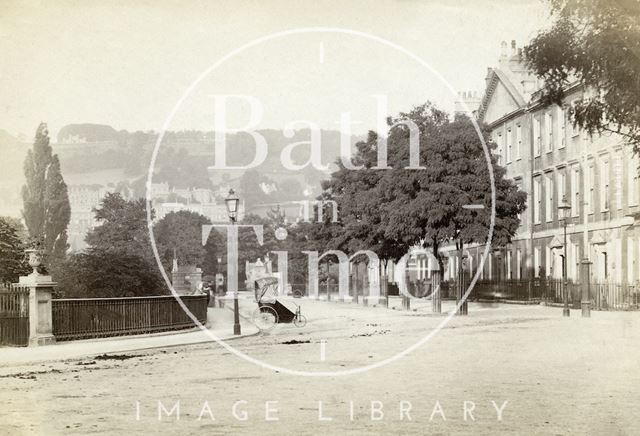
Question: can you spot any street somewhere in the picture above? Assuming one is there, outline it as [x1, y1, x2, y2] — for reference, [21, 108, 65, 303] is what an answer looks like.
[1, 300, 639, 435]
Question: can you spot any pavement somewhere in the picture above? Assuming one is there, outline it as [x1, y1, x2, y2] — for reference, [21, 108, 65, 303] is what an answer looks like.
[0, 306, 259, 366]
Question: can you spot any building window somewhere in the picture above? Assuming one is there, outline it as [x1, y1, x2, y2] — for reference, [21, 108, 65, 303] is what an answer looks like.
[516, 180, 523, 221]
[571, 166, 580, 217]
[545, 112, 553, 153]
[516, 124, 522, 160]
[533, 176, 541, 224]
[601, 159, 610, 211]
[557, 106, 566, 149]
[629, 158, 638, 206]
[496, 132, 503, 165]
[534, 117, 541, 156]
[506, 127, 512, 163]
[545, 245, 552, 278]
[480, 254, 485, 279]
[615, 154, 623, 210]
[545, 173, 553, 222]
[516, 249, 522, 279]
[506, 250, 512, 279]
[628, 239, 636, 283]
[587, 163, 595, 214]
[557, 171, 566, 206]
[534, 246, 541, 277]
[571, 100, 580, 137]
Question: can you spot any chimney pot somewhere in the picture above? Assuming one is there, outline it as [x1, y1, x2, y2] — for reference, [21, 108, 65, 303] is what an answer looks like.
[511, 40, 517, 55]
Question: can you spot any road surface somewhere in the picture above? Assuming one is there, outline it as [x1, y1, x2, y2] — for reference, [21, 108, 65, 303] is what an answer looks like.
[1, 300, 638, 435]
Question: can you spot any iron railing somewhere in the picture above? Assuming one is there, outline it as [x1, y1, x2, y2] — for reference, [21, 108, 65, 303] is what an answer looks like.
[52, 295, 208, 341]
[442, 278, 639, 310]
[0, 284, 30, 346]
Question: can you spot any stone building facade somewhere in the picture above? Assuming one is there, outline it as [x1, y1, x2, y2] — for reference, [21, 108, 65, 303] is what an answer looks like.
[443, 41, 639, 284]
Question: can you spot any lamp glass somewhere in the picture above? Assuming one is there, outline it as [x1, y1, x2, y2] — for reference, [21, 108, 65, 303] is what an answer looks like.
[225, 189, 240, 215]
[558, 195, 571, 219]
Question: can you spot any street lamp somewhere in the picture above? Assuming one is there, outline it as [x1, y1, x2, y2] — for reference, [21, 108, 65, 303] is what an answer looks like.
[558, 195, 571, 317]
[225, 189, 241, 335]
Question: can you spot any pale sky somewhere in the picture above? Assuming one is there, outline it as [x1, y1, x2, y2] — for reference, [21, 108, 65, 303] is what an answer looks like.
[0, 0, 549, 138]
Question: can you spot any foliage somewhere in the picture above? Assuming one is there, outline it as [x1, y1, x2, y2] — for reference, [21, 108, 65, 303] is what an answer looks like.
[57, 193, 165, 297]
[524, 0, 640, 150]
[21, 123, 71, 269]
[0, 217, 29, 283]
[154, 210, 224, 276]
[314, 103, 527, 274]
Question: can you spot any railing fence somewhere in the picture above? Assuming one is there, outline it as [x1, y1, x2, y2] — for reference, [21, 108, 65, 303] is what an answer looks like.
[441, 278, 639, 311]
[52, 295, 208, 341]
[0, 283, 30, 346]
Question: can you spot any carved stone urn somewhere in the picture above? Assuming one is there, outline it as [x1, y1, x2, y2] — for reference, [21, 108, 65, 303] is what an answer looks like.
[25, 248, 43, 276]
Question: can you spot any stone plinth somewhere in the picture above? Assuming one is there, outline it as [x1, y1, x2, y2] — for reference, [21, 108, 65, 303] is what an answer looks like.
[19, 273, 56, 346]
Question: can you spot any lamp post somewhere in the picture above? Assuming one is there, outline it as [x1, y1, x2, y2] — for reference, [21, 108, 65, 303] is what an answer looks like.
[225, 189, 241, 335]
[558, 195, 571, 317]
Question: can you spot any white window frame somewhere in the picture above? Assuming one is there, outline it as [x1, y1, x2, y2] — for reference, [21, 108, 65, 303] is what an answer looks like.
[545, 112, 553, 153]
[496, 132, 503, 166]
[545, 173, 553, 223]
[533, 176, 541, 224]
[629, 157, 638, 206]
[628, 239, 636, 283]
[601, 159, 610, 212]
[534, 247, 541, 277]
[557, 171, 566, 206]
[587, 163, 595, 214]
[516, 124, 522, 160]
[615, 154, 623, 210]
[571, 166, 580, 217]
[557, 105, 566, 149]
[571, 100, 580, 137]
[545, 245, 552, 278]
[506, 127, 512, 163]
[534, 117, 541, 156]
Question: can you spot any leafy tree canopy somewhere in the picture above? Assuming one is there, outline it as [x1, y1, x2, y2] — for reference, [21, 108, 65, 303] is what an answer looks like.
[0, 217, 30, 284]
[524, 0, 640, 150]
[313, 103, 527, 273]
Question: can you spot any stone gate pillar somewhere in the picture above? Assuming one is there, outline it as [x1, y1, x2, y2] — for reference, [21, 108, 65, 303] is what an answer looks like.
[19, 273, 56, 346]
[580, 259, 592, 318]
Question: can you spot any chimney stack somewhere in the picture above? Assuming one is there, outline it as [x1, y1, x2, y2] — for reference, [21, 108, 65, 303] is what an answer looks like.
[500, 41, 507, 58]
[511, 40, 517, 56]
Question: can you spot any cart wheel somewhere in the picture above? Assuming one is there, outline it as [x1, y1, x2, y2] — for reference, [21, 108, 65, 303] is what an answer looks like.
[253, 307, 278, 331]
[294, 314, 307, 328]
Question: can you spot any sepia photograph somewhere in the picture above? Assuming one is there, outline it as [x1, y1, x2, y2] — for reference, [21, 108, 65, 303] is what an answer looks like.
[0, 0, 639, 434]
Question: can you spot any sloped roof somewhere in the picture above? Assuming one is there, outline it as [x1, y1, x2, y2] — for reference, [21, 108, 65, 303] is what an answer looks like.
[477, 68, 527, 123]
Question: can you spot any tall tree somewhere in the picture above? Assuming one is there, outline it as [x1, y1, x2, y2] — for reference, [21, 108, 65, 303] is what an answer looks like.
[0, 217, 30, 284]
[22, 123, 71, 267]
[382, 112, 527, 274]
[56, 193, 165, 297]
[314, 103, 526, 308]
[154, 210, 224, 276]
[524, 0, 640, 150]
